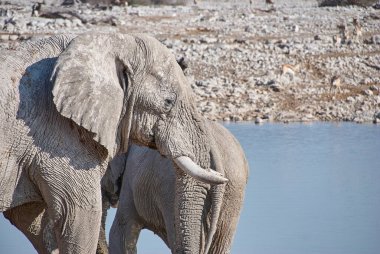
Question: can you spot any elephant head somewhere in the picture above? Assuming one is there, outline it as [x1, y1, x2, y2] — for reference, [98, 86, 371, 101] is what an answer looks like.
[51, 32, 227, 185]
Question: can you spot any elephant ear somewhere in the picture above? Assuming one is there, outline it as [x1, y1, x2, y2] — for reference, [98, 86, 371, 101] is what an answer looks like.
[51, 34, 125, 155]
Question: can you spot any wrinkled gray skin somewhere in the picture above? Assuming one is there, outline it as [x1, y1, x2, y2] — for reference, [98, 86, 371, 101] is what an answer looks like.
[0, 33, 226, 254]
[101, 121, 249, 254]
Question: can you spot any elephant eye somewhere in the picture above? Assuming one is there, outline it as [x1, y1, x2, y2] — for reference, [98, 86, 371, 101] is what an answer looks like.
[164, 98, 174, 111]
[165, 98, 173, 104]
[163, 94, 176, 112]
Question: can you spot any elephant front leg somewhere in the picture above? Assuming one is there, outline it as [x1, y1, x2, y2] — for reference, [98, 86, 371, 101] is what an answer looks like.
[110, 214, 142, 254]
[36, 169, 103, 254]
[53, 206, 101, 254]
[109, 190, 142, 254]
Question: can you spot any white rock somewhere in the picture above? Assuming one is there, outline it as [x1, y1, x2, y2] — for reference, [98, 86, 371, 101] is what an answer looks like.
[0, 34, 9, 41]
[9, 34, 18, 41]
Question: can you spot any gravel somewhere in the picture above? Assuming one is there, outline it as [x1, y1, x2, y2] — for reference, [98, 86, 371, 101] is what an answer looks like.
[1, 0, 379, 123]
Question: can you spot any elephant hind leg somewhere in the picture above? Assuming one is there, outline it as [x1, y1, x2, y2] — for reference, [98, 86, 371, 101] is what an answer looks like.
[3, 202, 53, 254]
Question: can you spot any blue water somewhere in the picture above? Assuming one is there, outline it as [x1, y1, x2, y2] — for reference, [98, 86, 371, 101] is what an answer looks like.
[1, 123, 380, 254]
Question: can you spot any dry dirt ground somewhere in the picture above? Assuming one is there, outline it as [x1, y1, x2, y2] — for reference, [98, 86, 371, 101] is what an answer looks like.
[1, 0, 380, 123]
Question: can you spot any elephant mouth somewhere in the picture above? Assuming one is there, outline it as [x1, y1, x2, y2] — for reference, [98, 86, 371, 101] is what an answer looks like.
[147, 133, 157, 149]
[147, 142, 157, 149]
[130, 133, 157, 150]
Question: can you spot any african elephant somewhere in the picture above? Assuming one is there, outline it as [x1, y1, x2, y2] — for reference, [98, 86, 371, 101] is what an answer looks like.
[0, 32, 227, 254]
[101, 120, 248, 254]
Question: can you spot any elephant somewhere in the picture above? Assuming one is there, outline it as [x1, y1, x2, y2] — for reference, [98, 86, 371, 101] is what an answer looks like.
[0, 32, 227, 254]
[100, 120, 249, 254]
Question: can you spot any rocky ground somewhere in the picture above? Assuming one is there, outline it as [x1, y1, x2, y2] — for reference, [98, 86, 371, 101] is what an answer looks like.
[1, 0, 380, 123]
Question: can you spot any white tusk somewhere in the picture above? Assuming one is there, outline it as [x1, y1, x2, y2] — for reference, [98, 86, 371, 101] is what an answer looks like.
[174, 156, 228, 185]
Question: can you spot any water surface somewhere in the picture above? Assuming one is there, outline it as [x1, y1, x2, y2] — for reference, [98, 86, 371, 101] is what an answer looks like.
[1, 123, 380, 254]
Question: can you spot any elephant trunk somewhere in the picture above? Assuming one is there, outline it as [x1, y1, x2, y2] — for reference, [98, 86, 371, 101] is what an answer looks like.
[204, 135, 226, 254]
[97, 191, 110, 254]
[174, 127, 226, 254]
[204, 184, 225, 253]
[174, 168, 209, 254]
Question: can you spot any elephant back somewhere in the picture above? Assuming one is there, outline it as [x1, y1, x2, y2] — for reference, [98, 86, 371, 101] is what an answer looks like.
[0, 34, 75, 117]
